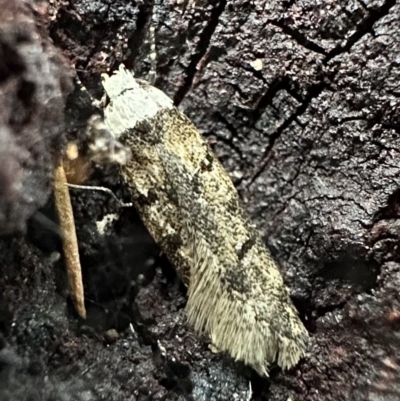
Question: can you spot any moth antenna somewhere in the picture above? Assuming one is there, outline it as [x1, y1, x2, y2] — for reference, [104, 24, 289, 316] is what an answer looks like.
[146, 1, 159, 85]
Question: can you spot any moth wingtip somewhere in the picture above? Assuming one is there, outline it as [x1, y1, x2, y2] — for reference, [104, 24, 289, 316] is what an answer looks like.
[185, 261, 308, 377]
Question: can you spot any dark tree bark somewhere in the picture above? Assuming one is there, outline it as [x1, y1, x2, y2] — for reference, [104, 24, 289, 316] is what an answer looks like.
[0, 0, 400, 400]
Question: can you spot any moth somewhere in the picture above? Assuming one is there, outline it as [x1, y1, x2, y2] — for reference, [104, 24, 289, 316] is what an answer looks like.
[100, 64, 308, 376]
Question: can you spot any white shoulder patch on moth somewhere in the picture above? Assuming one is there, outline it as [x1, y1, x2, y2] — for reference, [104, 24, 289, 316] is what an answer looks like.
[101, 65, 173, 138]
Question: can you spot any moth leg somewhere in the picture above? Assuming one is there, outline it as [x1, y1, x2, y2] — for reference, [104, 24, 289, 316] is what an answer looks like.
[67, 184, 133, 208]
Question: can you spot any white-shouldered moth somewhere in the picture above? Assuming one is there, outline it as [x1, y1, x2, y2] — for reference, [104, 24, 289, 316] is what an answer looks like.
[100, 64, 308, 376]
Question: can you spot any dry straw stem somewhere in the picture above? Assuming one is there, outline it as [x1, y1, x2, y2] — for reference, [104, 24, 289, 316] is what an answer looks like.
[53, 159, 86, 319]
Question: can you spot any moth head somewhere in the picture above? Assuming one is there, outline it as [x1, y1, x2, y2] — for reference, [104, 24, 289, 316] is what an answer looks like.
[101, 64, 138, 100]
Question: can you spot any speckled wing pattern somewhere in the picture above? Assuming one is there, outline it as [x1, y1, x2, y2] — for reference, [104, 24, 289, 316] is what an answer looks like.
[101, 65, 308, 376]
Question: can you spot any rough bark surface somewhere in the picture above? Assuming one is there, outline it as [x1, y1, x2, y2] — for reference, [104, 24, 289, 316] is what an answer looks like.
[0, 0, 73, 234]
[1, 0, 400, 400]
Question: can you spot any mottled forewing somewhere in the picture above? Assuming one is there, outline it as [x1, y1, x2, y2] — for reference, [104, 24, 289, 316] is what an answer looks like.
[102, 65, 308, 376]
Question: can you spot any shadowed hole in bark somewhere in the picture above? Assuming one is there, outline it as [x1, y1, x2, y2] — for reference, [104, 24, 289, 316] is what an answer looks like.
[374, 188, 400, 221]
[321, 252, 379, 292]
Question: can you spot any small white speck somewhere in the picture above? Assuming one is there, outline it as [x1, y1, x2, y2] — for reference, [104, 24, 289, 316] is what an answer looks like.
[157, 340, 167, 356]
[249, 59, 263, 71]
[246, 381, 252, 401]
[96, 213, 118, 235]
